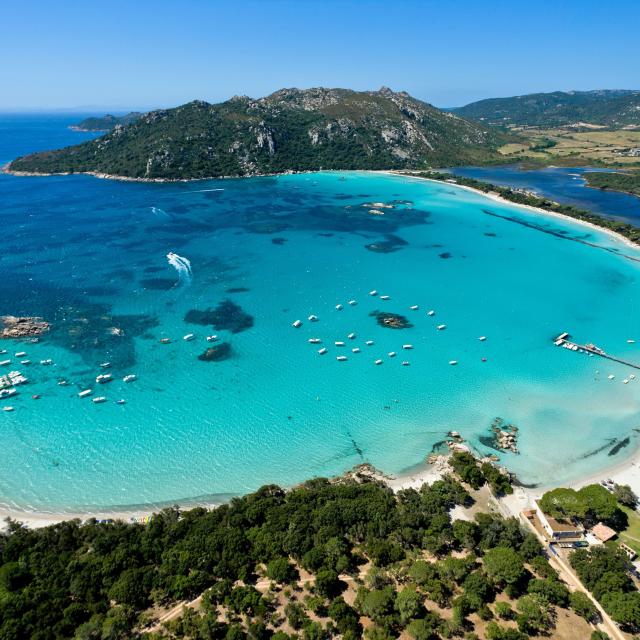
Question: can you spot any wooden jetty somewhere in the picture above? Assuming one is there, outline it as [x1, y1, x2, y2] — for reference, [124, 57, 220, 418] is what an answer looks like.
[553, 333, 640, 371]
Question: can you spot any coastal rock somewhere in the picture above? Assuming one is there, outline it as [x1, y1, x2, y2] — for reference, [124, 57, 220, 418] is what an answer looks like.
[371, 311, 413, 329]
[198, 342, 232, 362]
[185, 300, 254, 334]
[1, 316, 50, 338]
[490, 417, 519, 454]
[332, 463, 391, 485]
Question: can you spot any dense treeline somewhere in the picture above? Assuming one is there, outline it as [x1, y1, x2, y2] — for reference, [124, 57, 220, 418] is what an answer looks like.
[0, 470, 608, 640]
[585, 171, 640, 197]
[412, 171, 640, 245]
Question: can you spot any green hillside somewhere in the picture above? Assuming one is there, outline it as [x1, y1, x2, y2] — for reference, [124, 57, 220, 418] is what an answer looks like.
[70, 112, 143, 131]
[9, 88, 508, 180]
[453, 90, 640, 128]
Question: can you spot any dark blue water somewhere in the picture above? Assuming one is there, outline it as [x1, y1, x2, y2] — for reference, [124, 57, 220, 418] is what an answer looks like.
[451, 165, 640, 224]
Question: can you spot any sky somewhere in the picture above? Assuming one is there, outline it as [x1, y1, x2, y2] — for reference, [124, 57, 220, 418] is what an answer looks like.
[1, 0, 639, 111]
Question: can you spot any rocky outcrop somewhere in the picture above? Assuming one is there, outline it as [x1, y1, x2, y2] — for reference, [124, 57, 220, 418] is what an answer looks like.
[1, 316, 50, 338]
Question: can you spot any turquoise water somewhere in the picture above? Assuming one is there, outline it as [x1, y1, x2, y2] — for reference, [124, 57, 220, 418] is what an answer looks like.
[2, 123, 640, 511]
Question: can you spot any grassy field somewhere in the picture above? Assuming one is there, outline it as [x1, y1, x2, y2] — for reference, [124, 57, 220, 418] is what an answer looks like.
[619, 505, 640, 555]
[498, 126, 640, 166]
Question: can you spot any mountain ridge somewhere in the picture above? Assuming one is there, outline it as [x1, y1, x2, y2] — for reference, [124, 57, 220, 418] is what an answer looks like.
[452, 89, 640, 127]
[7, 87, 508, 181]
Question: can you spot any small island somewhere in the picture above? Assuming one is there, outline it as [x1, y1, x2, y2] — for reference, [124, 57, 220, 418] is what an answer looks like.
[70, 112, 142, 132]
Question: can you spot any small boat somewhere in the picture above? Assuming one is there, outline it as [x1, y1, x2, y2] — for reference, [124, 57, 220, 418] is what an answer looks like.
[78, 389, 92, 398]
[15, 352, 26, 357]
[630, 374, 636, 380]
[380, 295, 390, 300]
[335, 304, 343, 310]
[402, 361, 410, 366]
[308, 314, 319, 322]
[410, 305, 419, 311]
[318, 347, 328, 355]
[206, 335, 219, 342]
[96, 374, 112, 384]
[0, 389, 17, 399]
[57, 380, 69, 386]
[348, 300, 357, 306]
[347, 333, 356, 340]
[3, 406, 14, 412]
[437, 324, 446, 330]
[352, 347, 361, 353]
[623, 379, 629, 385]
[116, 399, 126, 405]
[336, 355, 348, 361]
[335, 341, 346, 347]
[123, 374, 137, 383]
[291, 320, 302, 328]
[388, 351, 396, 357]
[159, 338, 171, 344]
[0, 349, 6, 354]
[0, 360, 11, 366]
[365, 340, 374, 346]
[402, 344, 413, 350]
[183, 333, 195, 341]
[427, 310, 435, 316]
[449, 360, 458, 365]
[20, 360, 31, 365]
[369, 290, 378, 296]
[308, 338, 322, 344]
[32, 394, 40, 399]
[40, 359, 53, 365]
[478, 336, 487, 341]
[628, 339, 636, 344]
[608, 375, 615, 380]
[481, 357, 487, 362]
[100, 362, 111, 368]
[375, 359, 383, 365]
[92, 396, 107, 404]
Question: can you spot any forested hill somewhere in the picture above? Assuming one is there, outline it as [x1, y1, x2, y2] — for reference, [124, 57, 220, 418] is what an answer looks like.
[8, 87, 508, 180]
[70, 112, 142, 131]
[452, 90, 640, 127]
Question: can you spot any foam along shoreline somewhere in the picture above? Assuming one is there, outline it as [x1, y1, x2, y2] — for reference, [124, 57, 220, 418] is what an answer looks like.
[387, 170, 640, 252]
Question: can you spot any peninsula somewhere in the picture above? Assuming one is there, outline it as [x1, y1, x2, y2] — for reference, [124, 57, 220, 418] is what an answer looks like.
[6, 88, 508, 180]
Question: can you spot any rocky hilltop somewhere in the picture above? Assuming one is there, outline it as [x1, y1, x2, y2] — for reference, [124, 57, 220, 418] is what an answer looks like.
[8, 87, 507, 180]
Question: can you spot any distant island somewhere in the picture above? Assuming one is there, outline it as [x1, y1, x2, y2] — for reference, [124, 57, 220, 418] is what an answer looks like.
[70, 111, 142, 131]
[6, 87, 508, 180]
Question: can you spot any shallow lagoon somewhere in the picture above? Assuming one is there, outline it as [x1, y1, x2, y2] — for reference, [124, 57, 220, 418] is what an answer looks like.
[2, 153, 640, 510]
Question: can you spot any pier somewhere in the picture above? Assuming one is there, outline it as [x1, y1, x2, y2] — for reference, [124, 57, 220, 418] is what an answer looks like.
[554, 333, 640, 371]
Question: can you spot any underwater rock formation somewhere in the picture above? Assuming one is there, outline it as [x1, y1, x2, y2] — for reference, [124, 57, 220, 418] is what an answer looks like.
[1, 316, 50, 338]
[185, 299, 254, 333]
[198, 342, 232, 362]
[371, 311, 413, 329]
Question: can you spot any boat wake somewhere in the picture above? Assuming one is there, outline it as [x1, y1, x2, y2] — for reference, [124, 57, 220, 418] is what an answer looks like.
[151, 206, 169, 218]
[167, 252, 192, 284]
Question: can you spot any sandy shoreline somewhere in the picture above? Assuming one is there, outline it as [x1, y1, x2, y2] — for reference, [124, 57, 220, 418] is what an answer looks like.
[2, 167, 640, 529]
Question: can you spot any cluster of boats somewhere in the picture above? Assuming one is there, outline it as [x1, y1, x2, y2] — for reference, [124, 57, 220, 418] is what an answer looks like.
[291, 291, 490, 368]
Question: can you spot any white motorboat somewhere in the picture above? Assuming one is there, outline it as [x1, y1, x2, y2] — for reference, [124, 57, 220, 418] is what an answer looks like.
[92, 396, 107, 404]
[402, 344, 413, 350]
[206, 335, 219, 342]
[78, 389, 92, 397]
[308, 338, 322, 344]
[183, 333, 195, 341]
[123, 375, 137, 383]
[96, 374, 112, 384]
[336, 355, 348, 361]
[291, 320, 302, 328]
[318, 347, 328, 355]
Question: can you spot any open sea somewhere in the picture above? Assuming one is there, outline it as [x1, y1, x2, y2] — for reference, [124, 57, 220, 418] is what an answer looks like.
[2, 115, 640, 512]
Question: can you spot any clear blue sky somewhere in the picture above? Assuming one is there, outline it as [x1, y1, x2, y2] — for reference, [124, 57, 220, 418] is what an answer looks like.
[2, 0, 639, 111]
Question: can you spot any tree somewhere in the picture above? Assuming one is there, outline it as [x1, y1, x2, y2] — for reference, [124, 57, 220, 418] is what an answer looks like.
[405, 614, 441, 640]
[395, 588, 424, 625]
[107, 568, 151, 609]
[483, 547, 526, 587]
[450, 452, 486, 489]
[285, 601, 309, 630]
[314, 569, 343, 599]
[590, 632, 610, 640]
[328, 597, 362, 638]
[612, 484, 638, 508]
[569, 591, 599, 623]
[526, 578, 569, 606]
[463, 571, 493, 611]
[515, 595, 553, 635]
[494, 601, 513, 620]
[357, 587, 396, 624]
[539, 488, 587, 520]
[267, 558, 298, 585]
[577, 485, 619, 522]
[485, 622, 527, 640]
[601, 591, 640, 628]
